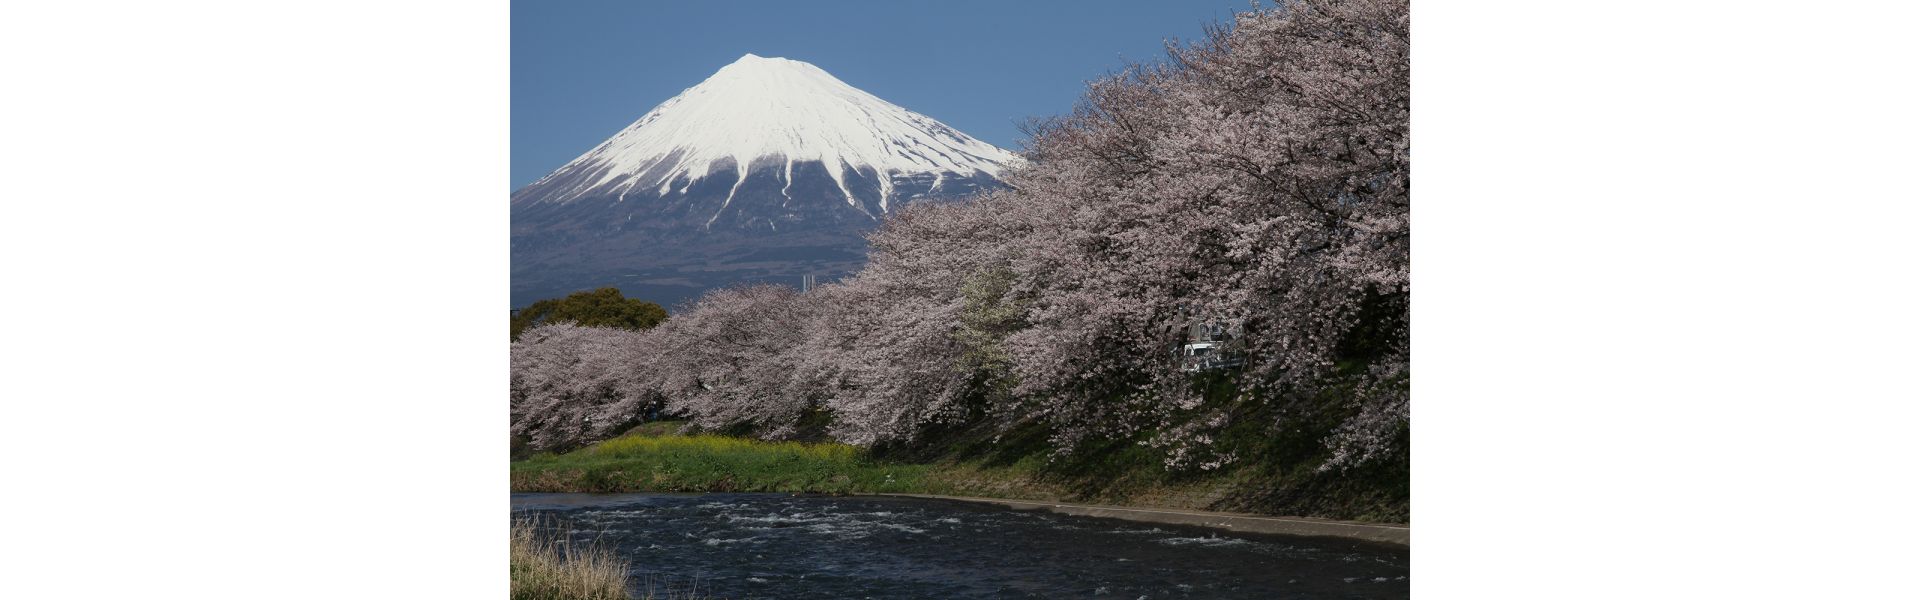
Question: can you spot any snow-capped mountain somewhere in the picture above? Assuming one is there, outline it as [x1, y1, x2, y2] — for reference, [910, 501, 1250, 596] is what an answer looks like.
[512, 54, 1017, 308]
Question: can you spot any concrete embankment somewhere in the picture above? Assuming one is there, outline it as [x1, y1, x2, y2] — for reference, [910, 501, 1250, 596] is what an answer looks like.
[877, 493, 1409, 545]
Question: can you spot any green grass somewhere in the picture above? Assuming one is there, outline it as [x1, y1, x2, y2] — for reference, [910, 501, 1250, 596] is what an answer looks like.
[513, 431, 931, 494]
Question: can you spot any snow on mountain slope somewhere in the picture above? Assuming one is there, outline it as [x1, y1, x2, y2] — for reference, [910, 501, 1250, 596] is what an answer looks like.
[512, 54, 1019, 308]
[517, 53, 1018, 214]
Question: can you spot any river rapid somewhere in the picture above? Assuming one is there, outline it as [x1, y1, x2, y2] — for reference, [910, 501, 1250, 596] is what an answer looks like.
[512, 492, 1408, 599]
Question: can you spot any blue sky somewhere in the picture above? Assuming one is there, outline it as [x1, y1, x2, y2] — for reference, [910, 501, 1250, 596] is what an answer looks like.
[512, 0, 1261, 188]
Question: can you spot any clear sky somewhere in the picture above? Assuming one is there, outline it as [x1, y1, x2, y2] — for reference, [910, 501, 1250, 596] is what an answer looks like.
[512, 0, 1262, 188]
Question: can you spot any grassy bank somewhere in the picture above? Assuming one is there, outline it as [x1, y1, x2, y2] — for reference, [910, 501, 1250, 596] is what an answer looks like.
[514, 432, 932, 494]
[512, 421, 1407, 523]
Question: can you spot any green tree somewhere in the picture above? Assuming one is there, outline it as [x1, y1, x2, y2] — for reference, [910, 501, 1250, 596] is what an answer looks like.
[511, 287, 668, 340]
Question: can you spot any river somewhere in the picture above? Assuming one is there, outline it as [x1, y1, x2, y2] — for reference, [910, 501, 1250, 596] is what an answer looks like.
[512, 492, 1408, 599]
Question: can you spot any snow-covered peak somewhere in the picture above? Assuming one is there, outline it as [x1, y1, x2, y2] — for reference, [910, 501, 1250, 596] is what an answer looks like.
[531, 54, 1018, 208]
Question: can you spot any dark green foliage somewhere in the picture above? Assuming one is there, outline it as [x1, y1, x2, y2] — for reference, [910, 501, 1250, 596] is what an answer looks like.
[511, 287, 668, 340]
[1334, 290, 1409, 365]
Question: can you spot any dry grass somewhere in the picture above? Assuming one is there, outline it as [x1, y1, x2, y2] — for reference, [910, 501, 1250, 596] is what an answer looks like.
[511, 515, 724, 600]
[510, 515, 629, 600]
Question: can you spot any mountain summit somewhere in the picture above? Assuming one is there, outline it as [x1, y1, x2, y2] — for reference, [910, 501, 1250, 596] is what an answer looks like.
[513, 55, 1016, 307]
[516, 54, 1016, 217]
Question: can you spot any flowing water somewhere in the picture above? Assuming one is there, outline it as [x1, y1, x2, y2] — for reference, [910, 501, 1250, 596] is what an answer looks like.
[513, 493, 1407, 599]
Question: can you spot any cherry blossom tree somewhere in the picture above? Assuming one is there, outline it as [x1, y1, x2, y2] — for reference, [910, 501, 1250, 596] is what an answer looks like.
[645, 285, 823, 436]
[795, 195, 1031, 445]
[982, 0, 1410, 465]
[509, 322, 658, 452]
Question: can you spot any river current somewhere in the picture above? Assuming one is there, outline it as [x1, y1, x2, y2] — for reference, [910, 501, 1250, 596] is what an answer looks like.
[512, 492, 1408, 599]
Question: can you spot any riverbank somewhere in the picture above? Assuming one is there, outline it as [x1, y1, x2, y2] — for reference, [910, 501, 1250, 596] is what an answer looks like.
[878, 494, 1408, 545]
[512, 422, 1409, 530]
[512, 432, 933, 494]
